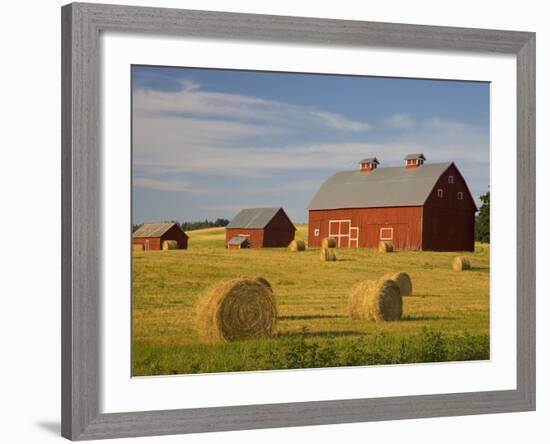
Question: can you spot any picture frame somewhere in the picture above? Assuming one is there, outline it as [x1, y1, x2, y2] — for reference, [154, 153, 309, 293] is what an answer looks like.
[61, 2, 535, 440]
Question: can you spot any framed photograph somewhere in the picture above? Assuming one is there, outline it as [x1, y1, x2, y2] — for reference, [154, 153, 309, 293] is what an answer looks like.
[61, 2, 535, 440]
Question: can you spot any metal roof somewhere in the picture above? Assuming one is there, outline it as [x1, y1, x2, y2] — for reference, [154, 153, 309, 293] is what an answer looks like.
[226, 207, 287, 229]
[133, 222, 185, 238]
[308, 162, 453, 210]
[404, 153, 426, 161]
[227, 236, 250, 246]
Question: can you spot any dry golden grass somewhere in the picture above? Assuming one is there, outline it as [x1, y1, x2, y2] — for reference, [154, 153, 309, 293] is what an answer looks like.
[132, 224, 490, 374]
[195, 278, 277, 342]
[133, 244, 144, 252]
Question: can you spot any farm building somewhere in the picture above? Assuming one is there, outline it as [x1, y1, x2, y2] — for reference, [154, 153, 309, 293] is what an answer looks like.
[132, 222, 188, 250]
[308, 154, 477, 251]
[226, 236, 251, 249]
[226, 207, 296, 248]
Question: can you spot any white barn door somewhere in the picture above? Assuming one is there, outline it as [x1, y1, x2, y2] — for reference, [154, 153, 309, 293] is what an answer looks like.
[329, 220, 359, 248]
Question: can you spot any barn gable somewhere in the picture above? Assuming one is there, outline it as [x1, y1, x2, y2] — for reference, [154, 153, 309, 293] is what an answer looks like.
[307, 162, 475, 211]
[133, 222, 189, 250]
[226, 207, 296, 248]
[425, 163, 478, 211]
[133, 222, 188, 239]
[227, 207, 295, 230]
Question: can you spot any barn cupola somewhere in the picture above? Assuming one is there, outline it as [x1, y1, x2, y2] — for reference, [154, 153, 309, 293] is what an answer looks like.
[404, 153, 426, 168]
[359, 157, 379, 172]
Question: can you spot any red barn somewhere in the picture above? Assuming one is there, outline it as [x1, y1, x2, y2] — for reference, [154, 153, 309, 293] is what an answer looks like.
[132, 222, 188, 250]
[225, 207, 296, 248]
[308, 154, 477, 251]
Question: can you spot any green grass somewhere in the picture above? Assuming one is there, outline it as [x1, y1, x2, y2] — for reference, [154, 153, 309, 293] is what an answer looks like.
[132, 224, 490, 375]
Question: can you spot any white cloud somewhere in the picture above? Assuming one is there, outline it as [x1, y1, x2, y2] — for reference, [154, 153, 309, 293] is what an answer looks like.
[312, 111, 371, 131]
[425, 117, 467, 131]
[133, 122, 489, 177]
[133, 177, 191, 192]
[133, 82, 371, 133]
[386, 113, 415, 129]
[132, 81, 488, 209]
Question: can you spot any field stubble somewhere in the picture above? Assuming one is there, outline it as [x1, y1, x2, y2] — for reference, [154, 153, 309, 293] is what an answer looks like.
[132, 225, 490, 375]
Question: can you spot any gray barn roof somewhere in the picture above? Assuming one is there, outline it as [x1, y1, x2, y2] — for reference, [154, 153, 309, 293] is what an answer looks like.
[133, 222, 184, 238]
[227, 207, 286, 229]
[308, 162, 453, 210]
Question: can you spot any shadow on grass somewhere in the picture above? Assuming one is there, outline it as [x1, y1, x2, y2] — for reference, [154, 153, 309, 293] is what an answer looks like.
[402, 315, 454, 321]
[278, 314, 343, 321]
[278, 330, 367, 339]
[471, 266, 490, 272]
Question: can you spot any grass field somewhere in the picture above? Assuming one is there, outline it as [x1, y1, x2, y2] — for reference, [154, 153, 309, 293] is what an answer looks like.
[132, 224, 490, 376]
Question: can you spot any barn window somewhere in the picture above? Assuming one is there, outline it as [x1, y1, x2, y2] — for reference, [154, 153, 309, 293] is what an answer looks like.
[314, 228, 320, 237]
[457, 192, 464, 200]
[380, 227, 393, 240]
[448, 175, 454, 184]
[437, 188, 444, 198]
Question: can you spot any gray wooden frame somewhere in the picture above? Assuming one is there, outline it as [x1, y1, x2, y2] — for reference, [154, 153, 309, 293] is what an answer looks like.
[61, 2, 536, 440]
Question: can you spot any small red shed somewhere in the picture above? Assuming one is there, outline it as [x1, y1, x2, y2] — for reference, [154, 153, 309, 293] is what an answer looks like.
[132, 222, 188, 250]
[226, 236, 251, 249]
[225, 207, 296, 248]
[308, 154, 477, 251]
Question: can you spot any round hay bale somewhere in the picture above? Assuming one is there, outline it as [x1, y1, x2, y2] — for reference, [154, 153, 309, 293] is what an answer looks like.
[255, 276, 272, 291]
[162, 240, 178, 250]
[378, 241, 394, 253]
[132, 244, 144, 252]
[195, 279, 277, 342]
[288, 239, 306, 252]
[349, 281, 371, 320]
[453, 256, 471, 271]
[349, 279, 402, 321]
[320, 247, 336, 262]
[321, 237, 337, 248]
[384, 271, 413, 296]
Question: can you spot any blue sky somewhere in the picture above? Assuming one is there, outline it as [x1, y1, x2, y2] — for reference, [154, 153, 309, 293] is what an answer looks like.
[132, 65, 489, 224]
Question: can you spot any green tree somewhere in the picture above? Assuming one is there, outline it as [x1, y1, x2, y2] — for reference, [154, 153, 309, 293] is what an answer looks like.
[475, 191, 490, 243]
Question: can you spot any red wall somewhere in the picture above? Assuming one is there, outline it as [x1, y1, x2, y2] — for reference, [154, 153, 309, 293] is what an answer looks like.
[263, 209, 296, 247]
[225, 228, 264, 248]
[133, 225, 188, 250]
[308, 164, 477, 251]
[225, 209, 296, 248]
[308, 206, 423, 250]
[422, 164, 476, 251]
[133, 237, 161, 250]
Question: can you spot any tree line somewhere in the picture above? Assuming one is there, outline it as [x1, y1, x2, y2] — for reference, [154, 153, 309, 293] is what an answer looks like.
[475, 191, 490, 243]
[133, 191, 490, 242]
[132, 218, 229, 233]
